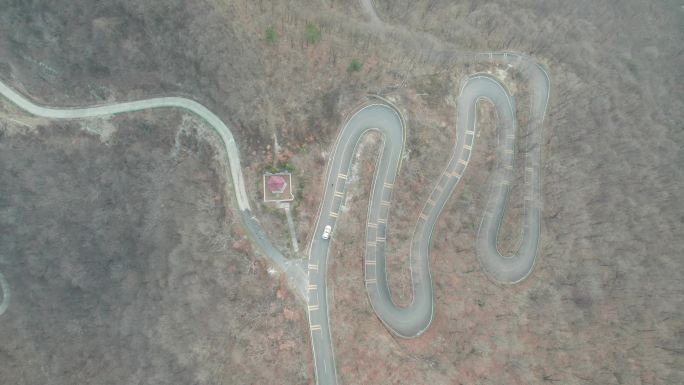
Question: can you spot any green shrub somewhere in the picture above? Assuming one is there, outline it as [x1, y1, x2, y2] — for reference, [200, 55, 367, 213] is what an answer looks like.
[305, 23, 321, 44]
[282, 163, 295, 172]
[264, 163, 294, 173]
[624, 58, 638, 75]
[348, 58, 363, 73]
[265, 27, 278, 46]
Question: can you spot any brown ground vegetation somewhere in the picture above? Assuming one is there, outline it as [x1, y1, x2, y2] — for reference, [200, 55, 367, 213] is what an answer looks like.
[0, 111, 309, 384]
[0, 0, 682, 384]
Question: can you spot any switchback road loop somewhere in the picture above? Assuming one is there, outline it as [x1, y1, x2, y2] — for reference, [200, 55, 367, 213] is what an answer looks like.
[306, 53, 549, 385]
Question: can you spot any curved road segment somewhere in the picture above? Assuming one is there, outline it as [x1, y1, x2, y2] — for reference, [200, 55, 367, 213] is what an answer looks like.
[474, 53, 550, 283]
[306, 53, 549, 384]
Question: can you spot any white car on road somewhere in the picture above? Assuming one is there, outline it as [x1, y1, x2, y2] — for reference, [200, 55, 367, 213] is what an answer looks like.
[321, 225, 332, 240]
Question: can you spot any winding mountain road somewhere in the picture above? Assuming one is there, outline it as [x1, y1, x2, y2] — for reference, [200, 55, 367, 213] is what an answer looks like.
[0, 51, 548, 385]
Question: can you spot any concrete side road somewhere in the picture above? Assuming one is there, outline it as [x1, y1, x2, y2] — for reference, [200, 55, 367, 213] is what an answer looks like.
[0, 81, 308, 301]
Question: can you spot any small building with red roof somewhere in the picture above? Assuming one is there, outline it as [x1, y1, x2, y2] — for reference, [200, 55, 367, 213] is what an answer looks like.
[267, 175, 287, 194]
[263, 172, 294, 202]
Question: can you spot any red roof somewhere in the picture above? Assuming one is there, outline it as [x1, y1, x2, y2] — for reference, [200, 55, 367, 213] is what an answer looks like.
[267, 175, 287, 193]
